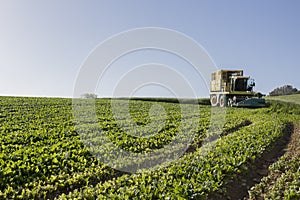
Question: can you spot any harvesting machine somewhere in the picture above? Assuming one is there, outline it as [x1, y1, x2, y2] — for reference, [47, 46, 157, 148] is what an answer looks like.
[210, 69, 266, 107]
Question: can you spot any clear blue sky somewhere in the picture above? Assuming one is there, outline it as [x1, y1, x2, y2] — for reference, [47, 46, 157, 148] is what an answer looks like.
[0, 0, 299, 97]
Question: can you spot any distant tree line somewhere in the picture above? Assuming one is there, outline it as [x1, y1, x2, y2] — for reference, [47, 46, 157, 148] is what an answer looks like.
[81, 93, 98, 98]
[269, 85, 299, 96]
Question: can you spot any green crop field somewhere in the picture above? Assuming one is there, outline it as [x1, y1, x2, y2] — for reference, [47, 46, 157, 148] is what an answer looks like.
[0, 96, 299, 199]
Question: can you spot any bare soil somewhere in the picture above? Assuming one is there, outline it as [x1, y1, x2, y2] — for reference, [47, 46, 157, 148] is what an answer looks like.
[208, 122, 296, 200]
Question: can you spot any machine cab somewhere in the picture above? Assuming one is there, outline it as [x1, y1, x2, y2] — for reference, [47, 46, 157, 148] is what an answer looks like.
[231, 76, 255, 92]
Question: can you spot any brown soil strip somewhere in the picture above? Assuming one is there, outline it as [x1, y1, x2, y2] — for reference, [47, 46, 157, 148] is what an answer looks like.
[208, 122, 294, 200]
[246, 124, 300, 199]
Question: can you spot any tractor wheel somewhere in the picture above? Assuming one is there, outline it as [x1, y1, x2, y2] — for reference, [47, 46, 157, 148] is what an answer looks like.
[210, 95, 218, 107]
[219, 95, 227, 107]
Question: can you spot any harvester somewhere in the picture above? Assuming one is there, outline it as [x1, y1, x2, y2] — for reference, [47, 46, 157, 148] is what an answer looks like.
[210, 69, 266, 107]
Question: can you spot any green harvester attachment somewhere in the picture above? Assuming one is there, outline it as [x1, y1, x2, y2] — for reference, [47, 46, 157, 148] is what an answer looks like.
[232, 97, 266, 108]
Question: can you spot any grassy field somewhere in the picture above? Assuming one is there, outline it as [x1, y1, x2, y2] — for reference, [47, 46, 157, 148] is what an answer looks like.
[0, 96, 299, 199]
[266, 94, 300, 105]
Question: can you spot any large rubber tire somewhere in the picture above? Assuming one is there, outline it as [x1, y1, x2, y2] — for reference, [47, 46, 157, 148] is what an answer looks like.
[210, 95, 218, 107]
[219, 95, 227, 107]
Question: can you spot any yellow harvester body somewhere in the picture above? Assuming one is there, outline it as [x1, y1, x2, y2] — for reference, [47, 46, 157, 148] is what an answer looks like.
[210, 69, 266, 107]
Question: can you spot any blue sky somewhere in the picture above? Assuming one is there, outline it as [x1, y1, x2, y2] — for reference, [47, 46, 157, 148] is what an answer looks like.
[0, 0, 299, 98]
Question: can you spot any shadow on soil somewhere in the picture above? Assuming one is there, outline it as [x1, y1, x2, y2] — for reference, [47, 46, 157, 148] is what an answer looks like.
[186, 120, 252, 154]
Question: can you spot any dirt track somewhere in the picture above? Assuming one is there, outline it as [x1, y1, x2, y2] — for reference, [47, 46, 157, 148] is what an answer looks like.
[208, 122, 297, 200]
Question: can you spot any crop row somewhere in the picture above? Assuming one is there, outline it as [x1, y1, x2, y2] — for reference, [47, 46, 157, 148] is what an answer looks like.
[0, 97, 212, 198]
[248, 122, 300, 199]
[0, 97, 112, 199]
[1, 97, 298, 199]
[59, 105, 299, 199]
